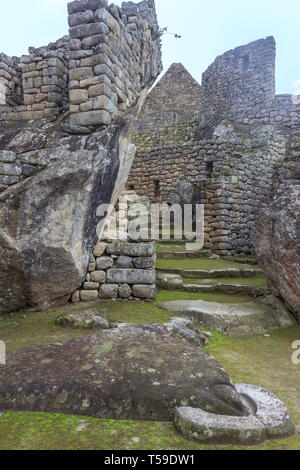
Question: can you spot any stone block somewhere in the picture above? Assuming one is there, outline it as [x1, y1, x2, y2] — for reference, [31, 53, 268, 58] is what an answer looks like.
[107, 268, 156, 285]
[99, 284, 119, 299]
[96, 256, 114, 270]
[70, 110, 111, 126]
[90, 270, 106, 283]
[80, 290, 99, 301]
[133, 284, 156, 300]
[106, 243, 155, 257]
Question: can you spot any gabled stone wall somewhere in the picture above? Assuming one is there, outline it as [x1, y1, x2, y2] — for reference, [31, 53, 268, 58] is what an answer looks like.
[134, 63, 201, 134]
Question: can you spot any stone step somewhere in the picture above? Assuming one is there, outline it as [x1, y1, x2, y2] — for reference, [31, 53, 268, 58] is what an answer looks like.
[157, 250, 210, 260]
[182, 282, 268, 297]
[222, 256, 258, 266]
[156, 267, 263, 279]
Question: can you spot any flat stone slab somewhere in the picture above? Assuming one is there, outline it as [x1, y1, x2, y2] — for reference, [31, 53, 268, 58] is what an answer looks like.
[182, 283, 268, 297]
[0, 324, 248, 421]
[174, 384, 295, 445]
[158, 299, 295, 335]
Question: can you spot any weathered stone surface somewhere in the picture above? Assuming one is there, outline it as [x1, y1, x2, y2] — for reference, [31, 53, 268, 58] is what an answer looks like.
[132, 256, 155, 269]
[174, 407, 265, 445]
[56, 308, 110, 330]
[80, 290, 99, 302]
[158, 299, 296, 335]
[156, 272, 183, 290]
[132, 284, 156, 300]
[96, 256, 114, 270]
[164, 317, 210, 346]
[236, 384, 295, 439]
[115, 255, 133, 268]
[254, 186, 300, 321]
[107, 268, 156, 285]
[0, 125, 48, 154]
[174, 384, 295, 445]
[93, 242, 107, 257]
[0, 135, 118, 313]
[0, 324, 248, 421]
[119, 284, 132, 298]
[106, 242, 155, 257]
[98, 283, 118, 299]
[90, 270, 106, 283]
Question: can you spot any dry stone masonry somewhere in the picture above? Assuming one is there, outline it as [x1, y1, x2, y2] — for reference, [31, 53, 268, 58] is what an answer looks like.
[68, 0, 161, 129]
[74, 240, 156, 302]
[0, 0, 162, 127]
[73, 190, 157, 301]
[128, 37, 300, 259]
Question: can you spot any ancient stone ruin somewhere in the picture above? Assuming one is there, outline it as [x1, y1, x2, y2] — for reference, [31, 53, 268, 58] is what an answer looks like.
[0, 0, 162, 314]
[128, 38, 300, 319]
[0, 0, 299, 450]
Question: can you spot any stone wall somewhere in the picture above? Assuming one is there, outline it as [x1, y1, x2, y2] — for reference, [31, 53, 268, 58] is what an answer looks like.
[199, 37, 300, 129]
[0, 0, 162, 128]
[0, 37, 69, 122]
[69, 0, 161, 128]
[127, 121, 289, 255]
[132, 121, 200, 148]
[73, 240, 156, 302]
[0, 53, 22, 106]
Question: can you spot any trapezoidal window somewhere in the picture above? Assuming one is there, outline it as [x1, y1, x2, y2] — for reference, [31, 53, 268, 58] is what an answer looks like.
[154, 180, 160, 197]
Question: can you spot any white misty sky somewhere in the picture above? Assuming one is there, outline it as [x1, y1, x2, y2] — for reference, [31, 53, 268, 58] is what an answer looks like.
[0, 0, 299, 94]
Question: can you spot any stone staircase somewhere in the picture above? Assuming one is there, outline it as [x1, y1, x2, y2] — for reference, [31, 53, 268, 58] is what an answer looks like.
[156, 239, 266, 297]
[155, 239, 296, 335]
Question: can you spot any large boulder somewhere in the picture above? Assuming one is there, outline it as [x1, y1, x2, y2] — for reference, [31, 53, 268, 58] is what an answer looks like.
[253, 186, 300, 321]
[0, 324, 248, 421]
[0, 122, 133, 313]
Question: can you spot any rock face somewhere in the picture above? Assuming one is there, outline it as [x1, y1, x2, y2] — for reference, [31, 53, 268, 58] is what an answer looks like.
[253, 186, 300, 321]
[0, 324, 248, 421]
[0, 123, 130, 313]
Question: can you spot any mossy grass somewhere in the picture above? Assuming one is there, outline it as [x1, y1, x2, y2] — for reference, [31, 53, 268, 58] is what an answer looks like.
[156, 258, 252, 271]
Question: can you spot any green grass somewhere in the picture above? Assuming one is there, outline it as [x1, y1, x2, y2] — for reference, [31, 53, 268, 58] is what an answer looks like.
[205, 327, 300, 427]
[0, 309, 98, 352]
[156, 258, 251, 271]
[0, 410, 299, 451]
[183, 277, 267, 287]
[0, 290, 253, 352]
[156, 290, 252, 304]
